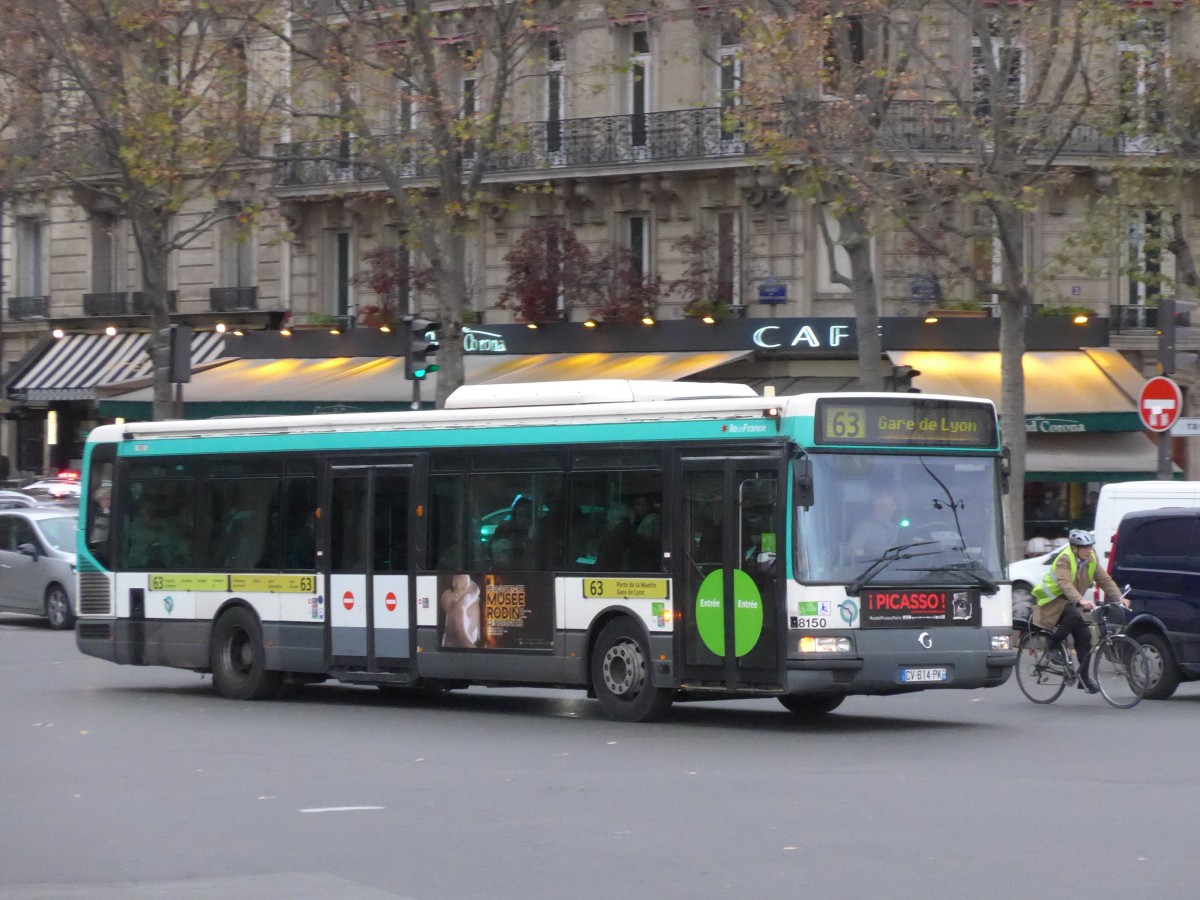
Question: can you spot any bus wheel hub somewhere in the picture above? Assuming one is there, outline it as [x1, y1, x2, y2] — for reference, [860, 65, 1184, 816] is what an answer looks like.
[603, 640, 643, 697]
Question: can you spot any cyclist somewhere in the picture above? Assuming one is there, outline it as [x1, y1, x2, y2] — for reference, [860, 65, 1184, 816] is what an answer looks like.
[1030, 529, 1127, 693]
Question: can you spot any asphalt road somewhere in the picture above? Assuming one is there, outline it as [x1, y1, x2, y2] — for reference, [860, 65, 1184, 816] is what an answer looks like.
[2, 615, 1198, 900]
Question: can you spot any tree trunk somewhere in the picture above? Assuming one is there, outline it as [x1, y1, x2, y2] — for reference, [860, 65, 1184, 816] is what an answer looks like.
[133, 210, 176, 422]
[839, 209, 883, 391]
[434, 225, 467, 408]
[996, 206, 1029, 564]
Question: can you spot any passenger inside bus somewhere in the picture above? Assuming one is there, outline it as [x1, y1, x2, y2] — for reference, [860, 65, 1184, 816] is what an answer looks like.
[626, 496, 662, 571]
[125, 487, 191, 569]
[490, 537, 520, 570]
[596, 502, 634, 570]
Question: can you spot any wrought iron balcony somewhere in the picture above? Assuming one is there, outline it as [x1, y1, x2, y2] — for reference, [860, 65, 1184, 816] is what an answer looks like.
[275, 107, 747, 188]
[7, 296, 49, 321]
[209, 286, 259, 312]
[83, 291, 178, 317]
[275, 101, 1200, 191]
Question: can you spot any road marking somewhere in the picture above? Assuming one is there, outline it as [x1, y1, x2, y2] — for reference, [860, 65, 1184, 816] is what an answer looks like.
[299, 806, 384, 813]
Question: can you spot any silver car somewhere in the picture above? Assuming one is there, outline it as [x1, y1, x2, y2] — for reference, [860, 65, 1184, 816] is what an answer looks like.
[0, 491, 41, 509]
[0, 508, 77, 629]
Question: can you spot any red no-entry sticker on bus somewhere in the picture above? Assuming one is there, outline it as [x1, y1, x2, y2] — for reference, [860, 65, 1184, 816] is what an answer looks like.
[342, 591, 355, 611]
[385, 591, 397, 612]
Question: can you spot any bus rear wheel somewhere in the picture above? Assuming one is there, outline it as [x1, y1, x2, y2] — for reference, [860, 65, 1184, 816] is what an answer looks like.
[591, 620, 673, 723]
[210, 607, 283, 701]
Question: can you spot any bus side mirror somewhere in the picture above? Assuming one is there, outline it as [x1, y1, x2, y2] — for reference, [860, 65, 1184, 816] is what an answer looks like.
[1000, 446, 1012, 495]
[794, 457, 814, 510]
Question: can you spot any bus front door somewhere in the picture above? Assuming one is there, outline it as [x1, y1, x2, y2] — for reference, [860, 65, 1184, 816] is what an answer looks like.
[677, 457, 786, 691]
[327, 465, 413, 670]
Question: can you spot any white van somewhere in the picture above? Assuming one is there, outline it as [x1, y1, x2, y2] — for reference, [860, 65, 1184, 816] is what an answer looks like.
[1092, 481, 1200, 569]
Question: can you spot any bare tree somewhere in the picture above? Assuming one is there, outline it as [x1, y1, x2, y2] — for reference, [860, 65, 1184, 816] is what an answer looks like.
[0, 0, 285, 420]
[739, 0, 1136, 557]
[278, 0, 568, 405]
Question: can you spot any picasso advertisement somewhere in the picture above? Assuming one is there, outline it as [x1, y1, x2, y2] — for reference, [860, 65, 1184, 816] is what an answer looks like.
[437, 572, 555, 650]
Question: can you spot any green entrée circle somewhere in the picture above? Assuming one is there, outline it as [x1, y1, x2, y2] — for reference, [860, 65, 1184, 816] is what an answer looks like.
[695, 569, 764, 657]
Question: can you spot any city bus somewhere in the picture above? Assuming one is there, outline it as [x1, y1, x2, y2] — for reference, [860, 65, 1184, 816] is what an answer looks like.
[74, 380, 1015, 722]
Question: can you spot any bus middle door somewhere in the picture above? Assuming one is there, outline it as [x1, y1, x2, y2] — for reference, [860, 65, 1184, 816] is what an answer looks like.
[676, 455, 786, 692]
[327, 464, 412, 670]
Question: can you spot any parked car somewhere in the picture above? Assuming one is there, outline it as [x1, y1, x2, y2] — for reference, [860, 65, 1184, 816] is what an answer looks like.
[0, 490, 41, 509]
[0, 508, 78, 629]
[1108, 507, 1200, 699]
[1008, 550, 1056, 625]
[22, 479, 81, 500]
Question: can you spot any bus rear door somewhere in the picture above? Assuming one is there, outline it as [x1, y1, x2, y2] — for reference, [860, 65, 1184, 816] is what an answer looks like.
[676, 453, 787, 692]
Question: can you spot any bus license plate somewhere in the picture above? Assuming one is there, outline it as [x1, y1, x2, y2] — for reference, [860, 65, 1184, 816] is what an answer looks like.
[901, 667, 948, 683]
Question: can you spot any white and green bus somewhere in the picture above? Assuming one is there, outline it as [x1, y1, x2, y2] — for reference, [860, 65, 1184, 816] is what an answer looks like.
[75, 380, 1015, 721]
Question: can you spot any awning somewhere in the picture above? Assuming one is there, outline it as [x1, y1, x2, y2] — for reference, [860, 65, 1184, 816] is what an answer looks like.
[469, 350, 751, 384]
[1026, 432, 1179, 482]
[8, 331, 226, 402]
[886, 348, 1144, 431]
[96, 350, 752, 419]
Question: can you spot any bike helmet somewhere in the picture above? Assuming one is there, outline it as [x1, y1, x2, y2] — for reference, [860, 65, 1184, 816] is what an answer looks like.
[1067, 528, 1096, 547]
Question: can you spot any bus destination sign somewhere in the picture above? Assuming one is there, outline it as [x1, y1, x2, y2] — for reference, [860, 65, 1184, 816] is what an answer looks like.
[814, 398, 997, 449]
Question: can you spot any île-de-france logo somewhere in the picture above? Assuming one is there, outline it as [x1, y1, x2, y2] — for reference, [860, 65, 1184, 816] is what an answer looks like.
[838, 600, 858, 625]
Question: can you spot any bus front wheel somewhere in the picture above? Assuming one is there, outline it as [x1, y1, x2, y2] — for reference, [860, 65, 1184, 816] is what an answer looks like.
[591, 620, 673, 723]
[210, 607, 283, 701]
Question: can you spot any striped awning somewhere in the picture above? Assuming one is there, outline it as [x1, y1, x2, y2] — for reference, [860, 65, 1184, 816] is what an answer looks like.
[8, 331, 226, 402]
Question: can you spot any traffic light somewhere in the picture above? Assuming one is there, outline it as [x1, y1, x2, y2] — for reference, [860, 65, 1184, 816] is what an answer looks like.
[890, 365, 921, 393]
[158, 324, 193, 383]
[404, 318, 440, 381]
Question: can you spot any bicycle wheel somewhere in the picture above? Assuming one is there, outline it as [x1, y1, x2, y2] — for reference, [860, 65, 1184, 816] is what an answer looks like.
[1091, 635, 1150, 709]
[1016, 631, 1067, 704]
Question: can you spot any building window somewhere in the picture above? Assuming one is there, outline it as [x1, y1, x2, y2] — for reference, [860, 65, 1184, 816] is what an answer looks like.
[716, 211, 740, 306]
[327, 230, 353, 319]
[628, 29, 650, 149]
[1119, 19, 1167, 152]
[971, 27, 1023, 119]
[824, 13, 866, 89]
[1127, 210, 1171, 307]
[91, 213, 122, 293]
[716, 31, 740, 144]
[393, 80, 417, 132]
[628, 215, 647, 278]
[15, 217, 45, 297]
[218, 204, 254, 289]
[814, 210, 851, 295]
[546, 39, 565, 155]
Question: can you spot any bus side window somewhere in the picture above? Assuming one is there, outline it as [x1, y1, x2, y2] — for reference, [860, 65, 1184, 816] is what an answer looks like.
[209, 478, 280, 570]
[84, 452, 115, 567]
[281, 477, 317, 569]
[430, 474, 466, 571]
[124, 478, 195, 570]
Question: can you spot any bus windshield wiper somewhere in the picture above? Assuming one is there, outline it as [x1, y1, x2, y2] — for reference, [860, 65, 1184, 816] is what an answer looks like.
[916, 561, 1000, 596]
[846, 540, 940, 595]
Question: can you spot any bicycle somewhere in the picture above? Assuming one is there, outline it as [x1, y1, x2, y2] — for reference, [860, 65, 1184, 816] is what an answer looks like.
[1015, 591, 1150, 709]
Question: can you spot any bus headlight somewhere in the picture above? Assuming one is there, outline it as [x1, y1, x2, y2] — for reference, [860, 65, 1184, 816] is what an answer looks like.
[991, 635, 1011, 651]
[799, 636, 852, 653]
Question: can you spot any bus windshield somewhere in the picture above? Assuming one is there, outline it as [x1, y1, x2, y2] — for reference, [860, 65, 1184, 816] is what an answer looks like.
[796, 453, 1005, 586]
